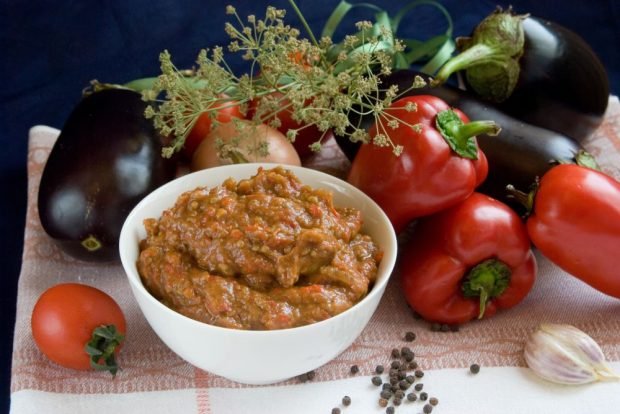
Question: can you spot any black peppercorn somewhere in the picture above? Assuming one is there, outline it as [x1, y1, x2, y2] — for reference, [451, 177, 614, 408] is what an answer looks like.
[470, 363, 481, 374]
[378, 398, 388, 408]
[406, 392, 417, 402]
[342, 396, 351, 406]
[391, 348, 401, 359]
[414, 383, 424, 391]
[372, 376, 383, 386]
[331, 408, 341, 414]
[423, 403, 433, 413]
[391, 360, 401, 369]
[420, 392, 428, 401]
[375, 364, 385, 374]
[429, 397, 439, 406]
[405, 331, 416, 341]
[406, 375, 415, 384]
[350, 365, 359, 375]
[380, 390, 393, 400]
[386, 407, 395, 414]
[414, 369, 424, 378]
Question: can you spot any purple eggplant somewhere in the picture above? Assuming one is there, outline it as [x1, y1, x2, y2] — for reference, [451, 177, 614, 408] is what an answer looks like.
[432, 8, 609, 143]
[38, 88, 177, 262]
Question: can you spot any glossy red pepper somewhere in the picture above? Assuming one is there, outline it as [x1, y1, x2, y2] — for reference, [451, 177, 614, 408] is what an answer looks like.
[400, 192, 537, 325]
[347, 95, 499, 233]
[516, 164, 620, 298]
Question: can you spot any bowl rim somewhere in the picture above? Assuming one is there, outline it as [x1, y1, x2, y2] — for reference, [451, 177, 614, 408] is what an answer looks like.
[119, 162, 398, 336]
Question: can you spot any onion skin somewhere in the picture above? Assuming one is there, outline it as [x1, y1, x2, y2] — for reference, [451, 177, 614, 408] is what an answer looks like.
[191, 120, 301, 171]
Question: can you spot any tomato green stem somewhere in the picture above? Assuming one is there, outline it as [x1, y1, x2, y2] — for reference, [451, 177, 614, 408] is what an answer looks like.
[462, 259, 511, 319]
[84, 324, 124, 376]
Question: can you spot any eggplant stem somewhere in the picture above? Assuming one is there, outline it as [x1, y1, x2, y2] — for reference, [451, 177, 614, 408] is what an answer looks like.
[431, 43, 507, 85]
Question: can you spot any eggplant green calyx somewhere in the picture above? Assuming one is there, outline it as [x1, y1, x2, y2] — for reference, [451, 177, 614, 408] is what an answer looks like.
[85, 324, 125, 376]
[432, 7, 529, 102]
[462, 259, 512, 319]
[435, 109, 500, 159]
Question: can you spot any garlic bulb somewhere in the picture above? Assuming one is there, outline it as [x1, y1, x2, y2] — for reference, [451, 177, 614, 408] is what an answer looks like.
[524, 323, 620, 385]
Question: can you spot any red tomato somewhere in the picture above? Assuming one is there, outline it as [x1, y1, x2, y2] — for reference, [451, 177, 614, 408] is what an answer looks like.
[249, 91, 324, 159]
[31, 283, 126, 374]
[183, 96, 243, 159]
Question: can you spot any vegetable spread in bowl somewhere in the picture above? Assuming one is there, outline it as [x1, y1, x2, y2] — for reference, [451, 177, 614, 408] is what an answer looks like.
[137, 166, 383, 330]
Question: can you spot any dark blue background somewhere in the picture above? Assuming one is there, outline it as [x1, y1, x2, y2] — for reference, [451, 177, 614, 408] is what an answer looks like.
[1, 0, 618, 411]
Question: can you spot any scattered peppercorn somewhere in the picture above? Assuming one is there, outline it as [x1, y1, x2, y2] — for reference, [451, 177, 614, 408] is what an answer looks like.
[414, 369, 425, 378]
[391, 348, 401, 359]
[331, 408, 341, 414]
[375, 365, 385, 374]
[350, 365, 359, 375]
[382, 383, 392, 390]
[380, 390, 393, 400]
[379, 398, 388, 408]
[342, 396, 351, 406]
[470, 363, 481, 374]
[372, 376, 383, 386]
[420, 392, 428, 401]
[394, 390, 405, 400]
[405, 331, 416, 341]
[298, 371, 316, 382]
[423, 403, 433, 413]
[386, 407, 395, 414]
[393, 397, 402, 406]
[406, 392, 417, 402]
[408, 361, 418, 370]
[429, 397, 439, 406]
[414, 383, 424, 391]
[399, 379, 410, 390]
[406, 375, 415, 384]
[391, 360, 401, 369]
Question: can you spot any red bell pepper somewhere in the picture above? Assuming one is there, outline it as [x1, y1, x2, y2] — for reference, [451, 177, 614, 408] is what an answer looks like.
[347, 95, 499, 233]
[400, 192, 537, 325]
[511, 163, 620, 299]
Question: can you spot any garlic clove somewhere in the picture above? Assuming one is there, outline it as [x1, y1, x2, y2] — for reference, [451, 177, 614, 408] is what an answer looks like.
[524, 323, 620, 385]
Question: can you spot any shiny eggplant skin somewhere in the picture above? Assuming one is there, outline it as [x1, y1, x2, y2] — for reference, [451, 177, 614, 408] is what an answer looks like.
[491, 17, 609, 143]
[339, 70, 583, 212]
[38, 88, 177, 262]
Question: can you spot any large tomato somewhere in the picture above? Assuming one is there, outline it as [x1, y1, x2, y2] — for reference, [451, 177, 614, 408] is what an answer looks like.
[31, 283, 126, 375]
[183, 96, 243, 159]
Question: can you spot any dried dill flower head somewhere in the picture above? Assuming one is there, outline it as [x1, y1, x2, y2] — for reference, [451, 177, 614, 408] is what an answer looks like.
[144, 3, 427, 158]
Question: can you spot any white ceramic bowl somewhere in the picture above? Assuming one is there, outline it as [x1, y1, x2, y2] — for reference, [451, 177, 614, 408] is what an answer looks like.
[119, 163, 397, 384]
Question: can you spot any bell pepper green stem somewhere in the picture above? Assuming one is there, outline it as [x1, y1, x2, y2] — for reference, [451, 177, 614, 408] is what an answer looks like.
[435, 109, 500, 159]
[462, 259, 512, 319]
[505, 183, 536, 214]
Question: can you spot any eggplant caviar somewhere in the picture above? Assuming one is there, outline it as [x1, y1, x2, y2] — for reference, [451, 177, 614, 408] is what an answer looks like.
[432, 8, 609, 143]
[38, 88, 177, 262]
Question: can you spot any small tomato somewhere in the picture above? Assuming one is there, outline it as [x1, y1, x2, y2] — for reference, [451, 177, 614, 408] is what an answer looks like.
[31, 283, 126, 375]
[183, 96, 243, 159]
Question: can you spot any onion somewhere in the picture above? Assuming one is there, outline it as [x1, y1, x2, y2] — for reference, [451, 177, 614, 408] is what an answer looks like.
[191, 120, 301, 171]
